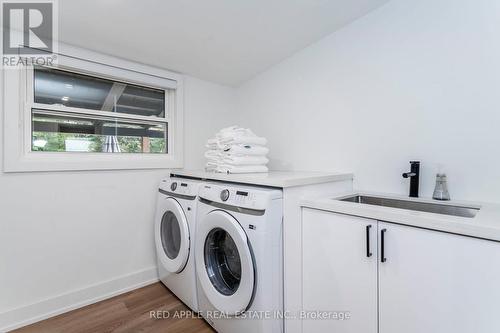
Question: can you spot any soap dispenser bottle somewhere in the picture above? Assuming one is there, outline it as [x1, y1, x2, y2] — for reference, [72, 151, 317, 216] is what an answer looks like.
[433, 173, 450, 201]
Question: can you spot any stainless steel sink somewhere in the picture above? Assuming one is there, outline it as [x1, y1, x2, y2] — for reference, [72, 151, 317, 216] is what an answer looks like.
[339, 195, 480, 218]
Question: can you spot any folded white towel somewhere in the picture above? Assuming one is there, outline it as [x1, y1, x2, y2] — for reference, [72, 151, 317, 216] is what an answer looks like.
[222, 144, 269, 156]
[221, 155, 269, 166]
[214, 126, 267, 146]
[206, 138, 219, 149]
[216, 126, 253, 139]
[205, 162, 218, 172]
[204, 154, 220, 164]
[206, 126, 267, 149]
[204, 150, 221, 159]
[216, 164, 269, 174]
[217, 125, 244, 134]
[218, 135, 267, 146]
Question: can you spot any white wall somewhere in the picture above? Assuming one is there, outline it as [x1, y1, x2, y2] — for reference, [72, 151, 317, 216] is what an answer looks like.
[184, 76, 238, 168]
[236, 0, 500, 202]
[4, 0, 500, 329]
[0, 74, 236, 330]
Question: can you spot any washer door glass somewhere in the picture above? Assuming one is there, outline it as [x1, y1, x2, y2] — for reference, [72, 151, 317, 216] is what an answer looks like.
[155, 197, 190, 273]
[204, 227, 241, 295]
[195, 210, 255, 315]
[161, 211, 182, 259]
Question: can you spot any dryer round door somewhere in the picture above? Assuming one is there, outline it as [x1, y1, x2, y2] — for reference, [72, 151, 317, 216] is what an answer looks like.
[196, 210, 255, 315]
[155, 197, 190, 273]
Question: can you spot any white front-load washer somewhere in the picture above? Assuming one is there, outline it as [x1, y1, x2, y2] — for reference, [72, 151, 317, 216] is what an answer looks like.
[195, 182, 283, 333]
[154, 177, 200, 311]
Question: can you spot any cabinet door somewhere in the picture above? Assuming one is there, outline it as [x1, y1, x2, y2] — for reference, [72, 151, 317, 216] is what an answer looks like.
[379, 222, 500, 333]
[302, 208, 378, 333]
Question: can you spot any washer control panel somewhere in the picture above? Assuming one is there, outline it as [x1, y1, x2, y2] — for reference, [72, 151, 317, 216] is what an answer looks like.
[199, 183, 282, 210]
[159, 178, 199, 197]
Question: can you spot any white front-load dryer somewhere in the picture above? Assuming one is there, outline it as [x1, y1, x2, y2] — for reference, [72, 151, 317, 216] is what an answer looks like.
[154, 177, 200, 311]
[195, 182, 283, 333]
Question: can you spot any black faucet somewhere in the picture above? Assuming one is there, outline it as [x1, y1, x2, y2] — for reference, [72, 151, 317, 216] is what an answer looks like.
[402, 161, 420, 197]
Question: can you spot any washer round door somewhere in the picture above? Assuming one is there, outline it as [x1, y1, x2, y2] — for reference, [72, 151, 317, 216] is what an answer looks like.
[155, 197, 190, 273]
[196, 210, 255, 315]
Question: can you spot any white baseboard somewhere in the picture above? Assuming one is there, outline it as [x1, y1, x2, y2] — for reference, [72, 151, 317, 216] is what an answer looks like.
[0, 267, 159, 332]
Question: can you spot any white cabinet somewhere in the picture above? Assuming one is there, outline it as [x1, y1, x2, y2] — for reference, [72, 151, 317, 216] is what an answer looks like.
[302, 208, 377, 333]
[378, 222, 500, 333]
[302, 209, 500, 333]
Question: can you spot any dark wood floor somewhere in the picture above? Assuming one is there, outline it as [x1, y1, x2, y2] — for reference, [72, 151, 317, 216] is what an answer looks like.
[12, 283, 214, 333]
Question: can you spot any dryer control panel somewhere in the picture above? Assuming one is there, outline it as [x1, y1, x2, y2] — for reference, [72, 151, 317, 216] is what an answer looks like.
[159, 178, 199, 197]
[198, 183, 282, 211]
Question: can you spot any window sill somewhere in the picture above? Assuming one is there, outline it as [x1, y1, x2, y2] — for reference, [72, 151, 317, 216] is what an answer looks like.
[3, 152, 183, 172]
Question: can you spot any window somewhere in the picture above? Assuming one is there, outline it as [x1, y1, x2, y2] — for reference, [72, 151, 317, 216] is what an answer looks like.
[3, 46, 184, 172]
[31, 66, 168, 154]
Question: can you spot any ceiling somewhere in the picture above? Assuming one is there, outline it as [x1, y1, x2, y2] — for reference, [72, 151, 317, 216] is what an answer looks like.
[59, 0, 389, 86]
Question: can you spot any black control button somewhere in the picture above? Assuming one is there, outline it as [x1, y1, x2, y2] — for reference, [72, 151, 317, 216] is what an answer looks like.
[170, 182, 178, 191]
[220, 189, 230, 201]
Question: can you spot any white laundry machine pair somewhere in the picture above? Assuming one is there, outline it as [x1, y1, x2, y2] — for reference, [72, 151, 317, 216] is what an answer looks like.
[195, 182, 284, 333]
[154, 177, 200, 311]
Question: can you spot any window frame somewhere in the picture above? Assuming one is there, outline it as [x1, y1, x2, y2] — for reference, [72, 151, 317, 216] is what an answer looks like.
[3, 44, 184, 172]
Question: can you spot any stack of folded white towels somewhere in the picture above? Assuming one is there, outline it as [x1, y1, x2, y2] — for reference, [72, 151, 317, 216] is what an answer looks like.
[205, 126, 269, 174]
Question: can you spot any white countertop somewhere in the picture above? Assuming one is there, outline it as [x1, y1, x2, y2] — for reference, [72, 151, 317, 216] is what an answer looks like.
[302, 192, 500, 242]
[170, 169, 353, 188]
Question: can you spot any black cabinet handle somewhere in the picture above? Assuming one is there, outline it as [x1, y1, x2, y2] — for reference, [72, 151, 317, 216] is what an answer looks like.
[366, 225, 372, 257]
[381, 228, 387, 263]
